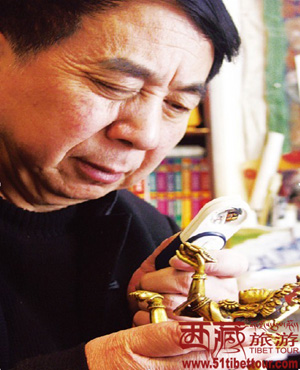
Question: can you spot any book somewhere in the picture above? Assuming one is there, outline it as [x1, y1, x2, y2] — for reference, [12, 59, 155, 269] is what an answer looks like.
[130, 146, 212, 228]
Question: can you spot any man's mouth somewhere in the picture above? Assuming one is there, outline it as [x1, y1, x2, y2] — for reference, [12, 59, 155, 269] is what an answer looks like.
[74, 158, 125, 184]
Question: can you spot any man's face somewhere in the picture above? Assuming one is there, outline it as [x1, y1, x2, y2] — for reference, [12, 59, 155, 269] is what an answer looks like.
[0, 0, 214, 210]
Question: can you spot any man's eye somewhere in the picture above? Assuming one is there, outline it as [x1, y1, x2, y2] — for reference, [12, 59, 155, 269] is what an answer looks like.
[90, 79, 138, 99]
[165, 100, 190, 113]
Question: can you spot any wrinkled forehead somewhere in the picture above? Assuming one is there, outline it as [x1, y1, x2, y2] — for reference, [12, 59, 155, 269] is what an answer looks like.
[84, 0, 206, 41]
[74, 0, 213, 85]
[81, 0, 210, 56]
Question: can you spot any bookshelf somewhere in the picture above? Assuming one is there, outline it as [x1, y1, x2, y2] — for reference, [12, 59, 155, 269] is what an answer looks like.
[186, 127, 210, 135]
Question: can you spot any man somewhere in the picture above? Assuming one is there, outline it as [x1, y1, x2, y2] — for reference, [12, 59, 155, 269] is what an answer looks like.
[0, 0, 272, 369]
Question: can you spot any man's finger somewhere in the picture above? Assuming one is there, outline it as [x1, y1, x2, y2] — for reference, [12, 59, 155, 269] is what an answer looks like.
[139, 267, 192, 294]
[169, 249, 248, 277]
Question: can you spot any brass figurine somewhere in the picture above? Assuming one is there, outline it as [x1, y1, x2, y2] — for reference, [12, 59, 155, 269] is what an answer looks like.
[130, 290, 168, 323]
[174, 242, 300, 326]
[130, 241, 299, 370]
[131, 241, 300, 328]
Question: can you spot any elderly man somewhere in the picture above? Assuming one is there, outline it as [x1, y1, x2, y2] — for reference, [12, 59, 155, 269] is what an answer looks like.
[0, 0, 272, 369]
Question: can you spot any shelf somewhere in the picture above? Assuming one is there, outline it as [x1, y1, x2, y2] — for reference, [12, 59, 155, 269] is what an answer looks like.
[185, 127, 210, 136]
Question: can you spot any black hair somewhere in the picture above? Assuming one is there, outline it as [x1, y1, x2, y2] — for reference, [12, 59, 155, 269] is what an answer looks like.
[0, 0, 123, 54]
[0, 0, 240, 80]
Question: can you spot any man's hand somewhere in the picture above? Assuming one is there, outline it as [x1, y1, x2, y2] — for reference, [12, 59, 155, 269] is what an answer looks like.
[85, 321, 272, 369]
[127, 235, 248, 325]
[86, 238, 273, 369]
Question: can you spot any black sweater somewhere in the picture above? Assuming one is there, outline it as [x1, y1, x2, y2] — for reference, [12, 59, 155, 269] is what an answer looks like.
[0, 190, 179, 369]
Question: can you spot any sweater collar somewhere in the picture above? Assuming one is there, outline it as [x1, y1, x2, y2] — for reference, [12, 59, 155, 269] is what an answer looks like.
[0, 191, 118, 238]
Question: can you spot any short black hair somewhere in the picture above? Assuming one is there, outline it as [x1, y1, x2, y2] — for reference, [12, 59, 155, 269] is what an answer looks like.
[0, 0, 240, 81]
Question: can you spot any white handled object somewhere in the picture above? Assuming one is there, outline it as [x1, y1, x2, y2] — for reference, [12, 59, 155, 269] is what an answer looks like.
[155, 196, 250, 269]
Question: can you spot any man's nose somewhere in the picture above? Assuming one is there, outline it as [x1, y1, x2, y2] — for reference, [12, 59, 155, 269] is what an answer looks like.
[106, 96, 162, 151]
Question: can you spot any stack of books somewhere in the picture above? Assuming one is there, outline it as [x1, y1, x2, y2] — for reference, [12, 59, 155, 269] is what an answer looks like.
[130, 146, 212, 228]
